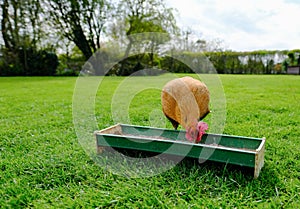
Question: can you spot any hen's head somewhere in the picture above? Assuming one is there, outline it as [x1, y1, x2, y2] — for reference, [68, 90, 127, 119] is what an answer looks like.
[186, 121, 209, 143]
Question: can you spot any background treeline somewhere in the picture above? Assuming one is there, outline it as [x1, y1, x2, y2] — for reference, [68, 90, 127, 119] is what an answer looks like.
[1, 45, 299, 76]
[91, 49, 300, 75]
[0, 0, 299, 76]
[163, 49, 300, 74]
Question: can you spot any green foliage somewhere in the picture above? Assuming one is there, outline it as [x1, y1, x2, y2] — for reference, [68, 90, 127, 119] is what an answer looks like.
[160, 55, 195, 73]
[117, 0, 178, 66]
[119, 0, 179, 36]
[158, 50, 299, 74]
[56, 49, 86, 76]
[115, 53, 165, 76]
[0, 75, 299, 208]
[54, 48, 298, 76]
[282, 60, 289, 72]
[0, 48, 59, 76]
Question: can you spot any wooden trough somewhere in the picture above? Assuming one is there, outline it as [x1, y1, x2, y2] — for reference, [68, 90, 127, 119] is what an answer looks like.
[95, 124, 265, 178]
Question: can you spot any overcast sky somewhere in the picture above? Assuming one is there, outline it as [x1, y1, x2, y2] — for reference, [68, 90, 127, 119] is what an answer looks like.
[166, 0, 300, 51]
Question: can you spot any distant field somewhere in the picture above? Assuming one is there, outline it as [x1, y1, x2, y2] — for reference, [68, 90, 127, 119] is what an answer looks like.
[0, 75, 299, 208]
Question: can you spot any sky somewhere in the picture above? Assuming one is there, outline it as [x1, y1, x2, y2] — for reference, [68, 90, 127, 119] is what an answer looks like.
[165, 0, 300, 51]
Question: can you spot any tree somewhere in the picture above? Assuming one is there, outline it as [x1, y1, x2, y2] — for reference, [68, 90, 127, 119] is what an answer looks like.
[288, 52, 295, 65]
[106, 0, 179, 75]
[115, 0, 179, 58]
[266, 59, 274, 74]
[0, 0, 58, 75]
[1, 0, 44, 51]
[47, 0, 111, 60]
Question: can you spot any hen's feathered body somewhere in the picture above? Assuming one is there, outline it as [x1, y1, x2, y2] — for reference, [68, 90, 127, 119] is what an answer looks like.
[161, 76, 210, 141]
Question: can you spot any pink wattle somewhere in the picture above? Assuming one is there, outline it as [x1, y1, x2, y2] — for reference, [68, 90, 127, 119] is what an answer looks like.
[196, 122, 209, 143]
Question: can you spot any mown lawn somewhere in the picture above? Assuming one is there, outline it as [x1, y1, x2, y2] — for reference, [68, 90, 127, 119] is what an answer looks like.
[0, 75, 299, 208]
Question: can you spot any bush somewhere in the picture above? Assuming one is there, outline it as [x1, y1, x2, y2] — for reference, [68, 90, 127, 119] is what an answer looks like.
[56, 53, 85, 76]
[0, 48, 59, 76]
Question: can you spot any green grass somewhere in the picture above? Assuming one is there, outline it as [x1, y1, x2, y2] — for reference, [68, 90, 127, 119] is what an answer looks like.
[0, 75, 299, 208]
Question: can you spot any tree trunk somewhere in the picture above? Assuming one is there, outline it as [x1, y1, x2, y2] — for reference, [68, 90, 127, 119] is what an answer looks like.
[1, 0, 15, 50]
[72, 23, 93, 60]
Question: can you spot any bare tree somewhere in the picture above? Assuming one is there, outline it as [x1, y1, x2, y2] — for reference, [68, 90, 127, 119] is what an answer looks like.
[47, 0, 111, 60]
[1, 0, 44, 51]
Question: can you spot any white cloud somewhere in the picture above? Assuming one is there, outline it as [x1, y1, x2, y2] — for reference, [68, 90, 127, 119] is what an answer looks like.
[166, 0, 300, 51]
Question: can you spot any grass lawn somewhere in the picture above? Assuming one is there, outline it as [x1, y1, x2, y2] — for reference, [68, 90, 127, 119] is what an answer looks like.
[0, 75, 299, 208]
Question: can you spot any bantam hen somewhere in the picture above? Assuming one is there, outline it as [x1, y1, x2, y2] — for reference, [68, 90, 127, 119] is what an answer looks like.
[161, 76, 210, 143]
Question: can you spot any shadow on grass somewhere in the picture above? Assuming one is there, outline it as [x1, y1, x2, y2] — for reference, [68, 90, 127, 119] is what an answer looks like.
[94, 147, 280, 184]
[93, 147, 284, 205]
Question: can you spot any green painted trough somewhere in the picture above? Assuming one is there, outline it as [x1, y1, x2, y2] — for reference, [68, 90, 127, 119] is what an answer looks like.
[95, 124, 265, 178]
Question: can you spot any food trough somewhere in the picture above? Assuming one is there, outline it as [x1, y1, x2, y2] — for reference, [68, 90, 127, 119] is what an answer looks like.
[95, 123, 265, 178]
